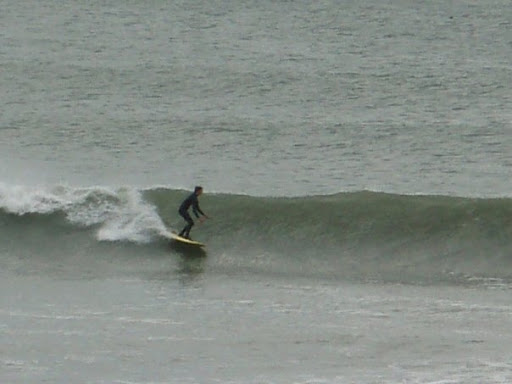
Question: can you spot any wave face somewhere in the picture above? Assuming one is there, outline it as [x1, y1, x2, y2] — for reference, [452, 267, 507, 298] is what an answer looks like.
[2, 184, 512, 284]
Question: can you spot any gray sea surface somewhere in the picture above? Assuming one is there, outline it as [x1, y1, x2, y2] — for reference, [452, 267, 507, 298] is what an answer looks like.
[1, 1, 512, 383]
[3, 272, 512, 384]
[1, 0, 511, 196]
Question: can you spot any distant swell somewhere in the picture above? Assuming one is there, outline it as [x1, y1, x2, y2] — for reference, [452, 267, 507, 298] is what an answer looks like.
[2, 183, 512, 283]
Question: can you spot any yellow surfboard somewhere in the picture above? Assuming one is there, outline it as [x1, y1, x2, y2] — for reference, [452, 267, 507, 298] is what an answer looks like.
[166, 231, 205, 247]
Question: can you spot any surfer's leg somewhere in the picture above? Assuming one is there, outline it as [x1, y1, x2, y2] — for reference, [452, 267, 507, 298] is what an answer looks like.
[180, 212, 194, 238]
[178, 224, 188, 237]
[184, 221, 194, 238]
[178, 211, 191, 236]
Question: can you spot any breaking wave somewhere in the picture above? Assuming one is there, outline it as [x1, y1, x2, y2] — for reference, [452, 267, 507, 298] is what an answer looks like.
[2, 183, 512, 283]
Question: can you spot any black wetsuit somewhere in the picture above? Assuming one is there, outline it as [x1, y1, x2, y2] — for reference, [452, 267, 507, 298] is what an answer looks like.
[178, 192, 205, 238]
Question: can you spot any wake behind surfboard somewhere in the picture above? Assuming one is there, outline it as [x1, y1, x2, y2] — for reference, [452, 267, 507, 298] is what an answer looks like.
[164, 231, 205, 247]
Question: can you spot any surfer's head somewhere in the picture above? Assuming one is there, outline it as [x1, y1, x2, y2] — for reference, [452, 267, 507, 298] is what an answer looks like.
[194, 186, 203, 195]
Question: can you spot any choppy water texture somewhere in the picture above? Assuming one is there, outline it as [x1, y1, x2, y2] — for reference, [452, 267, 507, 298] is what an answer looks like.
[1, 0, 511, 196]
[1, 0, 512, 383]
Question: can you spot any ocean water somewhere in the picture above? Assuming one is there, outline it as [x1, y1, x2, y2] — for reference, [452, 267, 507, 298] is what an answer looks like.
[1, 0, 512, 383]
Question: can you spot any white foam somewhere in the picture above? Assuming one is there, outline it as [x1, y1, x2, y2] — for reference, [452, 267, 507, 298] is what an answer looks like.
[0, 183, 72, 215]
[0, 183, 168, 244]
[96, 187, 167, 243]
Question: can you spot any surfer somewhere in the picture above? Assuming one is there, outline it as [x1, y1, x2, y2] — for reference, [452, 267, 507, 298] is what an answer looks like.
[178, 186, 208, 239]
